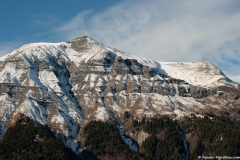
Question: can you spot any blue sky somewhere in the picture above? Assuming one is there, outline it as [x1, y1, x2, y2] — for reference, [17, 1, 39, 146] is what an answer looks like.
[0, 0, 240, 83]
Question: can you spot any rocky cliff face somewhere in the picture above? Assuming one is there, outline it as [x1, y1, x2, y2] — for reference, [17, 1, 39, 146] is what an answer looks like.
[0, 36, 239, 154]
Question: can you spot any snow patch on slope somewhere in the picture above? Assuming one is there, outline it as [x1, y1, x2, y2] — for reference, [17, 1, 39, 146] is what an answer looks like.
[27, 93, 47, 125]
[95, 107, 109, 121]
[5, 93, 16, 123]
[159, 61, 226, 86]
[22, 52, 48, 97]
[39, 70, 62, 93]
[0, 92, 16, 127]
[0, 64, 25, 83]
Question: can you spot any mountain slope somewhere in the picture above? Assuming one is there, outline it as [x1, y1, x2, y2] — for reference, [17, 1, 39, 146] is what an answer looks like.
[0, 36, 239, 155]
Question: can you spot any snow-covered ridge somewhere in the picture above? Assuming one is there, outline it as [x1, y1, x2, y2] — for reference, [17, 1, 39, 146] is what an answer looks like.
[100, 42, 234, 87]
[0, 36, 233, 87]
[158, 61, 231, 86]
[0, 42, 65, 61]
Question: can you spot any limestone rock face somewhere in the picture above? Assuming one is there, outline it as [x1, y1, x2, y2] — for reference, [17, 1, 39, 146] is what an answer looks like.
[0, 36, 239, 154]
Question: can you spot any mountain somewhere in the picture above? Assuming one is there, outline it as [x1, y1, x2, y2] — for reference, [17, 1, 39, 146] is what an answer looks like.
[0, 36, 239, 158]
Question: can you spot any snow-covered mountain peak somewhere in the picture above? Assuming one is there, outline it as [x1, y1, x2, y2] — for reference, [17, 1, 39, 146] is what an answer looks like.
[0, 35, 236, 88]
[0, 35, 239, 155]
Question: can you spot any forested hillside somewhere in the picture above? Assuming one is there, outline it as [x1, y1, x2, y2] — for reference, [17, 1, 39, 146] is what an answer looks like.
[0, 116, 78, 160]
[1, 113, 240, 160]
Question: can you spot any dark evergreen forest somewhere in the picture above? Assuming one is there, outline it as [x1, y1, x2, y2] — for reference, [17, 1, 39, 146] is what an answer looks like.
[0, 116, 78, 160]
[1, 113, 240, 160]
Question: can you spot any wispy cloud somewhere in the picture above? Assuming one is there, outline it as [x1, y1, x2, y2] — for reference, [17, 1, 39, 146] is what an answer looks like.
[57, 1, 240, 60]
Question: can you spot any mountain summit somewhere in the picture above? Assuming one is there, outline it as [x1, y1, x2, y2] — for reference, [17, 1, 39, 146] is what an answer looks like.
[0, 36, 239, 154]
